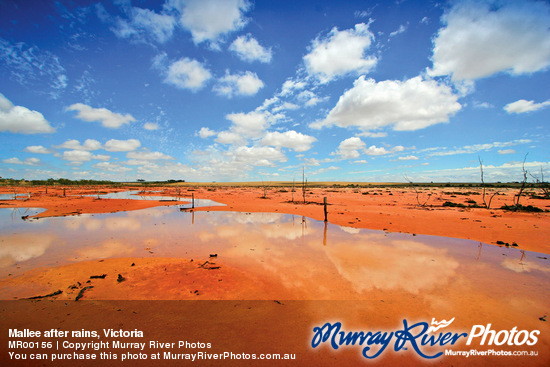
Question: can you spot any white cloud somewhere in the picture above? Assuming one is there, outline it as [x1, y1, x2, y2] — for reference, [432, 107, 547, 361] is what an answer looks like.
[261, 131, 317, 152]
[55, 139, 102, 151]
[143, 122, 160, 130]
[427, 139, 531, 157]
[0, 93, 55, 134]
[312, 76, 461, 131]
[24, 145, 54, 154]
[304, 23, 377, 83]
[215, 131, 244, 145]
[304, 158, 321, 166]
[62, 150, 93, 163]
[504, 99, 550, 114]
[104, 139, 141, 152]
[334, 137, 404, 159]
[364, 145, 391, 156]
[233, 146, 286, 167]
[198, 127, 216, 138]
[398, 155, 419, 161]
[213, 71, 264, 97]
[335, 137, 366, 159]
[473, 101, 493, 109]
[2, 157, 41, 166]
[176, 0, 251, 45]
[126, 151, 174, 160]
[498, 149, 516, 155]
[0, 39, 67, 97]
[67, 103, 135, 129]
[389, 24, 407, 37]
[297, 90, 329, 107]
[280, 79, 307, 96]
[429, 0, 550, 81]
[165, 58, 212, 91]
[225, 111, 270, 139]
[272, 102, 299, 112]
[94, 162, 132, 172]
[229, 34, 272, 63]
[357, 131, 388, 138]
[112, 7, 177, 43]
[93, 154, 110, 161]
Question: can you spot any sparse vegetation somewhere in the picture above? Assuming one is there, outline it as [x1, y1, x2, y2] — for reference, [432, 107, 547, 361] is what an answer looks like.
[501, 204, 545, 213]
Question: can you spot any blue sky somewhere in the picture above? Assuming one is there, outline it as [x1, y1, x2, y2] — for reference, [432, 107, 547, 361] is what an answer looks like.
[0, 0, 549, 183]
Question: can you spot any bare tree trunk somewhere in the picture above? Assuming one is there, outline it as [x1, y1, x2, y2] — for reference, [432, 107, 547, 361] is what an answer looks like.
[514, 154, 528, 206]
[404, 175, 432, 207]
[302, 167, 306, 204]
[479, 156, 487, 208]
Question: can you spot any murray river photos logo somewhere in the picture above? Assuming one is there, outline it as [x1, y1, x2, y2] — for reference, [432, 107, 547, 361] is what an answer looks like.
[311, 318, 540, 359]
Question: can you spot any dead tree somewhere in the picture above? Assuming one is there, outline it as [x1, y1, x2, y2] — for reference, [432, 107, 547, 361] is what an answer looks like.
[302, 167, 307, 204]
[529, 166, 550, 198]
[479, 156, 499, 209]
[404, 175, 432, 207]
[514, 154, 528, 206]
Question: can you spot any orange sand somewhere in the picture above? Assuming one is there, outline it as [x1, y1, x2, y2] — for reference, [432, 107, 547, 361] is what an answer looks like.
[3, 185, 548, 254]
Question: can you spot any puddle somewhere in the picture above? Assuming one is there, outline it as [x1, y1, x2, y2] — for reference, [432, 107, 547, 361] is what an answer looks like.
[0, 206, 548, 365]
[0, 193, 30, 200]
[82, 190, 225, 208]
[0, 207, 548, 298]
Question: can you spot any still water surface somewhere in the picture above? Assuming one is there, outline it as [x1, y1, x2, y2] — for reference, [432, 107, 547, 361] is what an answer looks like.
[0, 206, 548, 299]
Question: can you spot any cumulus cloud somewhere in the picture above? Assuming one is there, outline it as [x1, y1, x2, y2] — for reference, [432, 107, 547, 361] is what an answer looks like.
[62, 150, 108, 163]
[104, 139, 141, 152]
[67, 103, 135, 128]
[261, 131, 317, 152]
[398, 155, 419, 161]
[364, 146, 392, 156]
[216, 131, 244, 145]
[229, 34, 272, 63]
[175, 0, 251, 46]
[233, 146, 286, 167]
[0, 93, 55, 134]
[164, 58, 212, 91]
[224, 111, 271, 140]
[2, 157, 41, 166]
[24, 145, 53, 154]
[198, 127, 216, 138]
[143, 122, 160, 130]
[334, 137, 404, 159]
[429, 0, 550, 81]
[311, 76, 461, 131]
[504, 99, 550, 114]
[55, 139, 101, 151]
[304, 23, 377, 83]
[213, 71, 264, 97]
[94, 162, 132, 172]
[335, 137, 366, 159]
